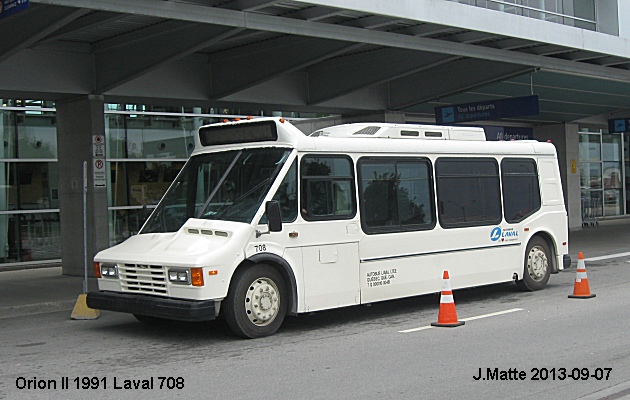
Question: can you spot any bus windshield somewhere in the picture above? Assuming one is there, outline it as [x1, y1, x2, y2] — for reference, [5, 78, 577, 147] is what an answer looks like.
[141, 147, 291, 233]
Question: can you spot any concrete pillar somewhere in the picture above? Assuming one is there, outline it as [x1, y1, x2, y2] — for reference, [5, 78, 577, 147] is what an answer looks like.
[56, 95, 109, 276]
[564, 124, 581, 230]
[534, 123, 581, 230]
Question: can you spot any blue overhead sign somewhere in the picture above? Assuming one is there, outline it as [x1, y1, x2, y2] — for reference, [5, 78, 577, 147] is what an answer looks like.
[608, 118, 630, 133]
[435, 95, 539, 124]
[0, 0, 29, 19]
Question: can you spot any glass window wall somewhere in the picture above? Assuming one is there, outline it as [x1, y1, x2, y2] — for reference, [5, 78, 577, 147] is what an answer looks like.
[579, 129, 624, 224]
[448, 0, 597, 31]
[105, 112, 207, 245]
[1, 108, 60, 266]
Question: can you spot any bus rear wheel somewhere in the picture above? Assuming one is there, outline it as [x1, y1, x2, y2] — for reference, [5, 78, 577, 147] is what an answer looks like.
[517, 237, 551, 291]
[223, 264, 287, 338]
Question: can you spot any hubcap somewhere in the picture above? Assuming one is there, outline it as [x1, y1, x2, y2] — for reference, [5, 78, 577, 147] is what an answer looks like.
[244, 277, 280, 326]
[527, 245, 548, 281]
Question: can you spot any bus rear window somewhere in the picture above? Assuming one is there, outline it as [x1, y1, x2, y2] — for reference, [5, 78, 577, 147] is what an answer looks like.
[199, 120, 277, 146]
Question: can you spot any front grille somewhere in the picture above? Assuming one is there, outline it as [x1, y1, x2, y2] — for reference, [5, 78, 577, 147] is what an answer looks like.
[120, 264, 167, 295]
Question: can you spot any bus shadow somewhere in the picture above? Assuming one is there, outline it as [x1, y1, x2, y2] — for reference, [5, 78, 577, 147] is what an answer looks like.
[92, 282, 531, 342]
[279, 282, 528, 335]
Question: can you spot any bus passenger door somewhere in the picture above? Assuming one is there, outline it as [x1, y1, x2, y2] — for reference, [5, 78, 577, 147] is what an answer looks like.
[298, 154, 361, 312]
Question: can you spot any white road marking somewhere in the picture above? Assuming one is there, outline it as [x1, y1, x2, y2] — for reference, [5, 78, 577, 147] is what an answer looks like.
[399, 308, 523, 333]
[584, 252, 630, 262]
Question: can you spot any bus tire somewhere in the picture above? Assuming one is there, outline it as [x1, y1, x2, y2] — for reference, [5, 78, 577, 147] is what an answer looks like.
[223, 264, 287, 338]
[516, 237, 551, 291]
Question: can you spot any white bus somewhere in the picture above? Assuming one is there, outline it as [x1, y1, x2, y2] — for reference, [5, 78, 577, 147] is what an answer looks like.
[88, 117, 570, 338]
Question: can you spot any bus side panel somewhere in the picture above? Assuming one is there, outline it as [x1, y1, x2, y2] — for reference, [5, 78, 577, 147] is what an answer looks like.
[538, 159, 564, 206]
[302, 242, 361, 312]
[360, 255, 442, 304]
[358, 226, 522, 304]
[278, 219, 362, 313]
[283, 247, 306, 313]
[538, 157, 569, 261]
[437, 244, 522, 290]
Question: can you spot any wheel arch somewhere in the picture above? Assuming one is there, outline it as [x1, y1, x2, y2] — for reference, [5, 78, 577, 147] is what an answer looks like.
[239, 253, 298, 316]
[529, 230, 558, 273]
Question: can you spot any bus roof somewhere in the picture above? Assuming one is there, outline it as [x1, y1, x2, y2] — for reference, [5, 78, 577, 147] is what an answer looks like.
[194, 117, 557, 157]
[310, 123, 486, 141]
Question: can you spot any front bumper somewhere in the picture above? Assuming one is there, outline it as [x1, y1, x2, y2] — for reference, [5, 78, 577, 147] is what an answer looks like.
[87, 291, 217, 322]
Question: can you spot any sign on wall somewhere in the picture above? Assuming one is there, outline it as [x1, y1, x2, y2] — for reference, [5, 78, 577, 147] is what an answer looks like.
[92, 135, 106, 187]
[481, 126, 533, 141]
[608, 118, 630, 133]
[92, 135, 105, 157]
[0, 0, 29, 20]
[93, 158, 106, 188]
[435, 95, 539, 124]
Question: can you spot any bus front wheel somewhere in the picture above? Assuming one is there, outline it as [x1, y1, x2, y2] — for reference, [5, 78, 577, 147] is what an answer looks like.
[517, 237, 551, 291]
[223, 264, 287, 338]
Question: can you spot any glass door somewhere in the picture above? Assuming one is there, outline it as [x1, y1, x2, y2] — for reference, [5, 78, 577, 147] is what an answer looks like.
[602, 133, 622, 216]
[579, 133, 602, 224]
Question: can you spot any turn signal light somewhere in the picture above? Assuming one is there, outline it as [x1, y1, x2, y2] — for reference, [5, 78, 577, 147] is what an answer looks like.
[191, 268, 204, 287]
[94, 262, 101, 278]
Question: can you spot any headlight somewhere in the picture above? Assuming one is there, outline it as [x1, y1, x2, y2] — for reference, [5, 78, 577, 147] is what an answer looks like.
[100, 263, 118, 278]
[168, 268, 190, 284]
[167, 267, 204, 286]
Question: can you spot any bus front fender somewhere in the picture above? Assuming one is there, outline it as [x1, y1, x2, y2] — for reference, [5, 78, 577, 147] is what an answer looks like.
[245, 253, 298, 315]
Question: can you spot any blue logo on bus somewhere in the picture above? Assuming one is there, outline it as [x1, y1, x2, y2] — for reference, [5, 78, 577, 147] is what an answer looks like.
[490, 227, 502, 241]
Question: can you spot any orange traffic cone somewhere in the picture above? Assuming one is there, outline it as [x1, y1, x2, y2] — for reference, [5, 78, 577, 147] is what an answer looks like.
[431, 270, 465, 327]
[568, 252, 596, 299]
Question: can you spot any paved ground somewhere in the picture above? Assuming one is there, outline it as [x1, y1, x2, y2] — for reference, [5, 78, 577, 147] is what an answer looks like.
[0, 219, 628, 320]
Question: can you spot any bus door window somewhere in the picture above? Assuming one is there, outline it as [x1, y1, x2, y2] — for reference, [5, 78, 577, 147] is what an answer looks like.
[300, 155, 355, 220]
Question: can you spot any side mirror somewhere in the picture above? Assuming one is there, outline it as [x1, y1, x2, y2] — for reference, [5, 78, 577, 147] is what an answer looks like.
[265, 200, 282, 232]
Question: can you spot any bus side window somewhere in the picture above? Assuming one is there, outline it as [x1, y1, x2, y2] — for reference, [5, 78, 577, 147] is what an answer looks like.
[501, 158, 541, 223]
[300, 155, 355, 221]
[358, 157, 435, 233]
[435, 157, 502, 228]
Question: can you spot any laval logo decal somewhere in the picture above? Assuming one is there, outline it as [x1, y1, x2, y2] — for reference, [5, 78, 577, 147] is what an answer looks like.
[490, 226, 519, 242]
[490, 227, 502, 241]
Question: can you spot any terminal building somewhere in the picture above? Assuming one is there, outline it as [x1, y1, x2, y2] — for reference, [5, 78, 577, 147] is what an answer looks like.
[1, 0, 630, 273]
